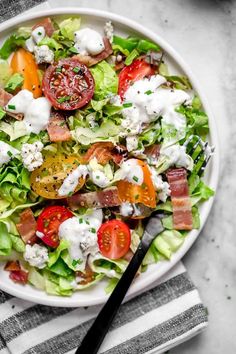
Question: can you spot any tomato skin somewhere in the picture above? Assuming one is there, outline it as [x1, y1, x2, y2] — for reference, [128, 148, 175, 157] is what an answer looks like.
[37, 206, 73, 248]
[42, 58, 95, 110]
[97, 220, 131, 260]
[10, 48, 42, 98]
[118, 59, 155, 99]
[117, 159, 157, 209]
[30, 155, 85, 199]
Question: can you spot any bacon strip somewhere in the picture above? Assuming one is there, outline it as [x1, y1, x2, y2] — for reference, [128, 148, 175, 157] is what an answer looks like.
[4, 260, 21, 271]
[83, 142, 127, 165]
[67, 187, 121, 210]
[74, 37, 113, 67]
[16, 208, 37, 244]
[0, 88, 23, 120]
[166, 168, 193, 230]
[32, 17, 54, 37]
[9, 270, 28, 284]
[47, 112, 71, 142]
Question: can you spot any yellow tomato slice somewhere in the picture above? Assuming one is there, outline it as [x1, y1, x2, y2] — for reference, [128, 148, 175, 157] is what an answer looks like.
[117, 160, 157, 208]
[10, 48, 42, 98]
[30, 155, 85, 199]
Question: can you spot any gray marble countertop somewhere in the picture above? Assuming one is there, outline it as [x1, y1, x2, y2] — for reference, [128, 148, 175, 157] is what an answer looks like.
[7, 0, 236, 352]
[57, 1, 234, 353]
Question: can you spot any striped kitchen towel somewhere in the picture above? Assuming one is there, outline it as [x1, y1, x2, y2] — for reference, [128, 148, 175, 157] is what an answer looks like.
[0, 262, 208, 354]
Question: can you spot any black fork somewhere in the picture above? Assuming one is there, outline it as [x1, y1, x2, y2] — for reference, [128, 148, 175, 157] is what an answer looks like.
[184, 134, 215, 176]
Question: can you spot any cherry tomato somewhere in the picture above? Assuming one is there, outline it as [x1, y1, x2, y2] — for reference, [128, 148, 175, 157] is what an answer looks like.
[118, 59, 155, 99]
[37, 206, 73, 248]
[117, 159, 157, 209]
[10, 48, 42, 98]
[30, 155, 85, 199]
[42, 58, 95, 110]
[82, 142, 127, 165]
[97, 220, 131, 260]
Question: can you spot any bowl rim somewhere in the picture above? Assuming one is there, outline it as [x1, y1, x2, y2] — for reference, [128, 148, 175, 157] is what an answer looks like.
[0, 7, 220, 307]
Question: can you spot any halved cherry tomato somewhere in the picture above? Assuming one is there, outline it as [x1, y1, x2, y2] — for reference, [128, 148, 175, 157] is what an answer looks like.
[37, 206, 73, 248]
[117, 160, 157, 208]
[30, 155, 85, 199]
[97, 220, 131, 260]
[118, 59, 155, 99]
[10, 48, 42, 98]
[42, 58, 94, 110]
[82, 142, 127, 165]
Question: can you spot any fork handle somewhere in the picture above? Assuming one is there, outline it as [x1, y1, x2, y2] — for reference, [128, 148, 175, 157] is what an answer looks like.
[75, 241, 148, 354]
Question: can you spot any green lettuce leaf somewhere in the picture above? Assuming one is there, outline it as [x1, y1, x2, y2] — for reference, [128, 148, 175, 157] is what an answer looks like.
[0, 121, 28, 141]
[165, 75, 192, 90]
[112, 35, 161, 55]
[0, 222, 12, 256]
[58, 17, 81, 41]
[0, 32, 30, 59]
[28, 268, 45, 290]
[38, 37, 62, 51]
[9, 234, 25, 253]
[153, 230, 184, 259]
[177, 105, 209, 138]
[4, 73, 24, 93]
[89, 253, 128, 279]
[0, 60, 13, 87]
[90, 61, 118, 100]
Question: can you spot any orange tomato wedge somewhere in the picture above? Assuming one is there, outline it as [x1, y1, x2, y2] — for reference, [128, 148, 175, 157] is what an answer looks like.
[10, 48, 42, 98]
[117, 160, 157, 208]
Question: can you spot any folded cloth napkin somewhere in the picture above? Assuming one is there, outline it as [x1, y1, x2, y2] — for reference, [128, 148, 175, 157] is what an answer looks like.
[0, 1, 208, 353]
[0, 262, 207, 354]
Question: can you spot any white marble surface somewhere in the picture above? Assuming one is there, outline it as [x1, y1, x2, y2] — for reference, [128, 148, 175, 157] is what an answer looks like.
[17, 0, 236, 352]
[48, 0, 235, 353]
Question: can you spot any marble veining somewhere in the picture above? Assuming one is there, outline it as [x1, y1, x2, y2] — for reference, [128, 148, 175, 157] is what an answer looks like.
[10, 0, 236, 352]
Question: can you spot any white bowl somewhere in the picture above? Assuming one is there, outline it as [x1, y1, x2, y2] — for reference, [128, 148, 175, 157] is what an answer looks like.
[0, 8, 220, 307]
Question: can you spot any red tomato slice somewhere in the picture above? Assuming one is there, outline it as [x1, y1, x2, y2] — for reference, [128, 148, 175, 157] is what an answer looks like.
[118, 59, 155, 99]
[42, 58, 95, 110]
[97, 220, 131, 260]
[37, 206, 73, 248]
[9, 270, 28, 284]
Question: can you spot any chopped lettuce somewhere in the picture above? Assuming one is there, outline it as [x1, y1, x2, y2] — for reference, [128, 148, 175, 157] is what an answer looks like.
[4, 73, 24, 93]
[0, 32, 30, 59]
[89, 253, 128, 279]
[0, 108, 6, 120]
[0, 121, 28, 141]
[177, 105, 209, 138]
[0, 60, 13, 87]
[58, 17, 81, 41]
[91, 61, 118, 100]
[153, 230, 184, 259]
[28, 268, 45, 290]
[0, 222, 12, 256]
[113, 36, 161, 55]
[72, 120, 121, 145]
[165, 75, 192, 90]
[38, 36, 62, 51]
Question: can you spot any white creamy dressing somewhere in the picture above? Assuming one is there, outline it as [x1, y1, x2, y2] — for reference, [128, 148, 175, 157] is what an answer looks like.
[6, 90, 51, 134]
[0, 141, 19, 167]
[74, 28, 105, 55]
[58, 210, 103, 267]
[159, 144, 193, 170]
[58, 159, 112, 197]
[120, 202, 134, 217]
[149, 167, 171, 202]
[120, 75, 191, 140]
[114, 159, 144, 185]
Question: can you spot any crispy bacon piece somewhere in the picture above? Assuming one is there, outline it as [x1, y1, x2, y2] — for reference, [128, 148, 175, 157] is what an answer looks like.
[32, 17, 54, 37]
[76, 264, 95, 285]
[47, 112, 71, 142]
[83, 142, 127, 165]
[67, 187, 121, 210]
[16, 208, 37, 244]
[166, 168, 193, 230]
[9, 270, 28, 284]
[145, 144, 160, 164]
[4, 260, 21, 271]
[74, 37, 113, 67]
[0, 88, 23, 120]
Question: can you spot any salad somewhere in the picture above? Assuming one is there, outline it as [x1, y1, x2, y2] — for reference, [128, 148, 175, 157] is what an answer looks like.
[0, 16, 214, 296]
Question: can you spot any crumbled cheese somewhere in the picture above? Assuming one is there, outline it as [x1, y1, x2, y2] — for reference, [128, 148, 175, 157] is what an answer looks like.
[21, 141, 44, 171]
[104, 21, 114, 42]
[34, 45, 54, 64]
[31, 26, 46, 44]
[126, 136, 139, 152]
[24, 244, 48, 269]
[120, 202, 134, 217]
[150, 167, 171, 202]
[0, 141, 19, 167]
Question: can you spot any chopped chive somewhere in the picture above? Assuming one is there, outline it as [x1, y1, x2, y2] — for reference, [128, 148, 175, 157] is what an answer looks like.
[86, 220, 90, 225]
[123, 103, 133, 108]
[72, 259, 82, 266]
[141, 183, 147, 189]
[90, 228, 96, 233]
[135, 194, 139, 200]
[7, 151, 13, 157]
[38, 32, 42, 35]
[79, 218, 83, 224]
[145, 90, 153, 95]
[68, 191, 73, 196]
[59, 121, 66, 126]
[55, 67, 62, 73]
[96, 175, 100, 179]
[44, 220, 49, 228]
[69, 46, 79, 54]
[73, 66, 80, 73]
[133, 176, 139, 182]
[7, 104, 15, 110]
[57, 96, 71, 103]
